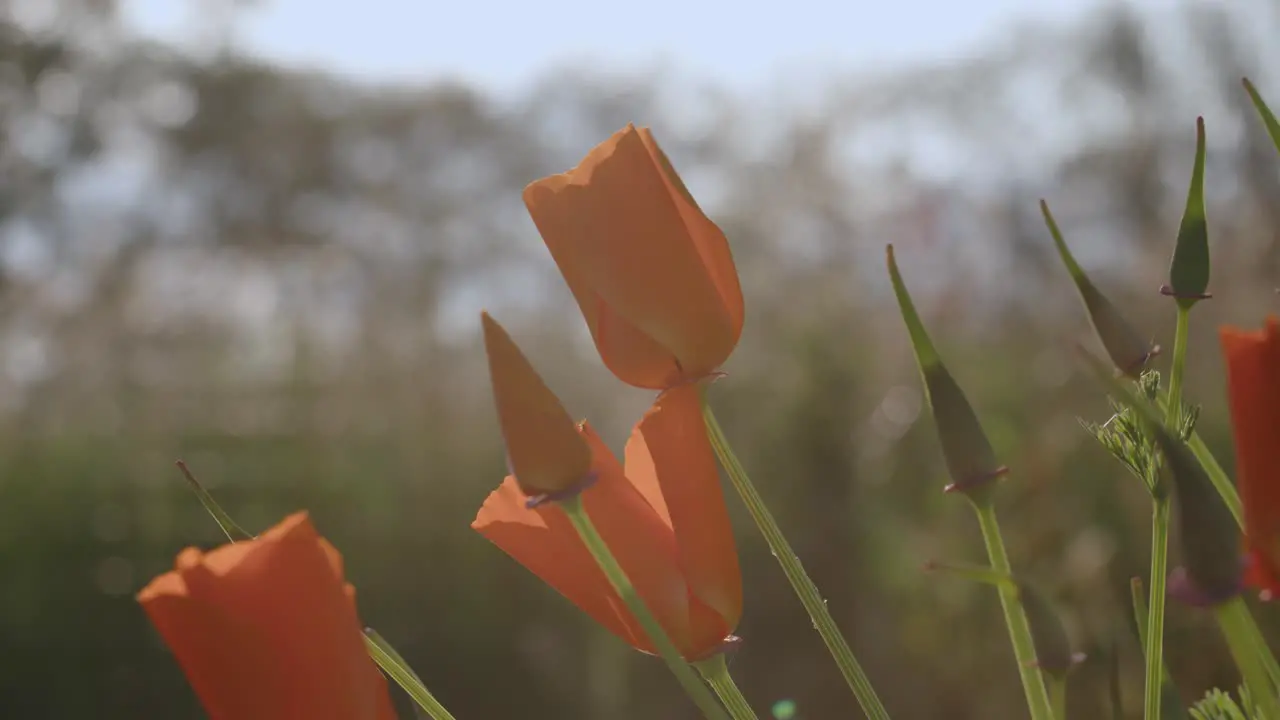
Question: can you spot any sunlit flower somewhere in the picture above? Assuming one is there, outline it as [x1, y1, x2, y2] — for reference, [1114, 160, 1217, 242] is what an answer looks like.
[1221, 316, 1280, 597]
[138, 513, 397, 720]
[474, 384, 742, 659]
[523, 124, 744, 389]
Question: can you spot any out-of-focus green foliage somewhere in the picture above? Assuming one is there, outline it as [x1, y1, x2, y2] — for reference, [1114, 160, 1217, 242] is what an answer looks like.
[1190, 687, 1251, 720]
[4, 1, 1280, 719]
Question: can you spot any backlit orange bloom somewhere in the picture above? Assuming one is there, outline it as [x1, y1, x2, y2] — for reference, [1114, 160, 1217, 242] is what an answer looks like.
[138, 513, 397, 720]
[523, 124, 744, 389]
[1221, 316, 1280, 595]
[474, 384, 742, 659]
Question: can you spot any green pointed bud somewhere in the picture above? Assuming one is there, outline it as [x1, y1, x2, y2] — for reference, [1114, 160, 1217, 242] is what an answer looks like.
[1016, 581, 1081, 678]
[1041, 200, 1158, 376]
[886, 245, 1006, 502]
[1151, 424, 1242, 608]
[1164, 117, 1210, 308]
[1243, 78, 1280, 157]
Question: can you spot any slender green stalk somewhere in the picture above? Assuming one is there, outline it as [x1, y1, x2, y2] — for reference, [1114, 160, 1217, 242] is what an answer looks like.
[177, 460, 255, 541]
[1163, 308, 1190, 427]
[1151, 305, 1243, 529]
[561, 495, 729, 720]
[1129, 578, 1177, 690]
[972, 502, 1056, 720]
[1239, 608, 1280, 693]
[1216, 598, 1280, 720]
[1142, 499, 1172, 720]
[1143, 304, 1189, 720]
[364, 633, 458, 720]
[694, 655, 760, 720]
[1049, 676, 1067, 720]
[701, 400, 891, 720]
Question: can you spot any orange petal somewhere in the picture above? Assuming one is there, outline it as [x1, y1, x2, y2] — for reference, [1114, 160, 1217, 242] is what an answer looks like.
[594, 298, 686, 389]
[473, 423, 698, 654]
[138, 513, 395, 720]
[637, 127, 744, 345]
[1223, 316, 1280, 594]
[625, 385, 742, 638]
[523, 170, 680, 389]
[524, 125, 738, 385]
[482, 312, 592, 493]
[141, 580, 267, 719]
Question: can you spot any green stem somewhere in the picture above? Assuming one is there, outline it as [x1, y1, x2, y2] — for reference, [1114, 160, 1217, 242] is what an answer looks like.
[1147, 314, 1241, 529]
[177, 460, 255, 542]
[1163, 307, 1190, 429]
[1216, 597, 1280, 720]
[1049, 676, 1067, 720]
[1142, 499, 1172, 720]
[1129, 578, 1178, 689]
[694, 655, 760, 720]
[364, 633, 458, 720]
[701, 400, 891, 720]
[1130, 578, 1188, 720]
[1141, 304, 1190, 720]
[1149, 337, 1237, 529]
[561, 495, 729, 720]
[972, 502, 1056, 720]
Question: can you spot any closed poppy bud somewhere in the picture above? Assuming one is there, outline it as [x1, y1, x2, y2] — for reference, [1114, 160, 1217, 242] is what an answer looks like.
[886, 245, 1005, 500]
[523, 124, 745, 390]
[474, 385, 741, 660]
[482, 312, 592, 497]
[1221, 317, 1280, 597]
[1041, 200, 1158, 376]
[137, 512, 397, 720]
[1151, 423, 1243, 608]
[1164, 118, 1211, 307]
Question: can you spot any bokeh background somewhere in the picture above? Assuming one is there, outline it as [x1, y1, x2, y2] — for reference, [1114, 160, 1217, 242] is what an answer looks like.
[3, 0, 1280, 717]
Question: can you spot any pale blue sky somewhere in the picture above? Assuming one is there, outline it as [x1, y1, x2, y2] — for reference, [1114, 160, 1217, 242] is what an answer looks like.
[122, 0, 1133, 93]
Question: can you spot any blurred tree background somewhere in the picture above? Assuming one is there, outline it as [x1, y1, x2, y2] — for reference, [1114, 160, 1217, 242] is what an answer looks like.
[3, 1, 1280, 717]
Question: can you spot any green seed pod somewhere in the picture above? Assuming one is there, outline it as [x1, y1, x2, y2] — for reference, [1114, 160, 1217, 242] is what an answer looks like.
[1041, 200, 1158, 377]
[1165, 118, 1210, 308]
[886, 245, 1006, 502]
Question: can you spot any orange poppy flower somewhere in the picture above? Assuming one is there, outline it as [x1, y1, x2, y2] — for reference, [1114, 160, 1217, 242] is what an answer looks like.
[523, 124, 744, 389]
[138, 512, 397, 720]
[1221, 316, 1280, 595]
[473, 384, 742, 660]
